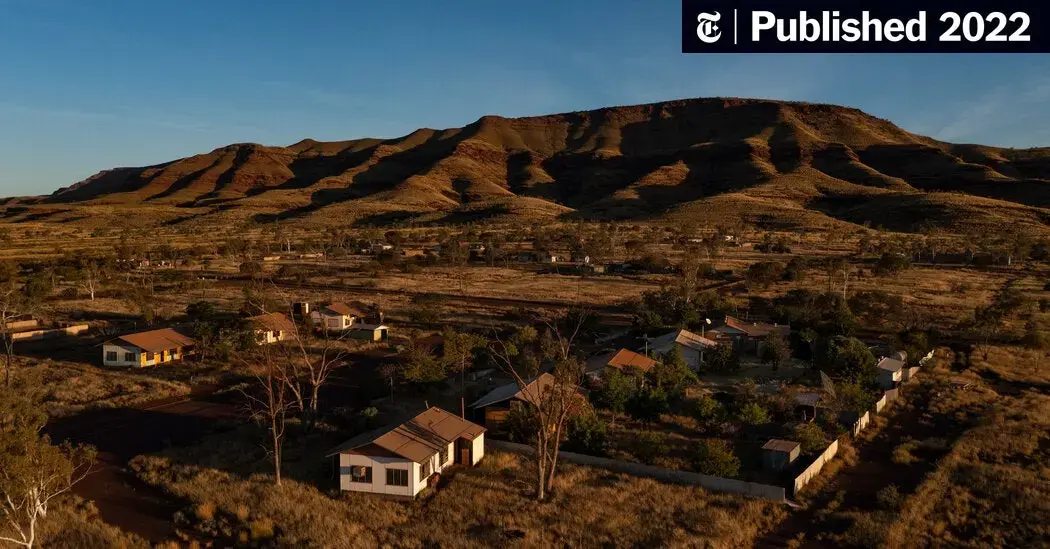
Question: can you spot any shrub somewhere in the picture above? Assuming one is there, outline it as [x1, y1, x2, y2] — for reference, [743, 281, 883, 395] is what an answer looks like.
[691, 440, 740, 478]
[876, 484, 902, 510]
[891, 440, 920, 465]
[249, 518, 275, 541]
[194, 502, 217, 522]
[794, 422, 828, 454]
[565, 412, 608, 456]
[736, 402, 770, 426]
[627, 387, 670, 424]
[591, 369, 635, 414]
[630, 431, 669, 465]
[690, 395, 724, 429]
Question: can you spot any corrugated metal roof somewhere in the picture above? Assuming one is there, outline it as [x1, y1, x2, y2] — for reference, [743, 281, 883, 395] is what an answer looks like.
[762, 439, 800, 453]
[109, 328, 195, 353]
[716, 316, 791, 338]
[326, 407, 484, 462]
[605, 349, 658, 372]
[648, 329, 719, 353]
[877, 356, 905, 373]
[323, 302, 365, 317]
[247, 312, 296, 334]
[470, 373, 555, 409]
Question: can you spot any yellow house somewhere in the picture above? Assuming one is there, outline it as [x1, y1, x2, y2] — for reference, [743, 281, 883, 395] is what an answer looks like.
[102, 328, 196, 367]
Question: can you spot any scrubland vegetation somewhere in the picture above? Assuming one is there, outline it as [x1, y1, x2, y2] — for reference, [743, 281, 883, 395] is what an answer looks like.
[0, 218, 1047, 548]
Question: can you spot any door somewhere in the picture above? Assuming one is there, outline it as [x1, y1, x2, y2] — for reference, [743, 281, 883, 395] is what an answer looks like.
[457, 439, 472, 465]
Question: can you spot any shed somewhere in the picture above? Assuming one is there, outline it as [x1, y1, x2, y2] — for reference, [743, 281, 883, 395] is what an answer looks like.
[762, 439, 801, 471]
[348, 323, 389, 342]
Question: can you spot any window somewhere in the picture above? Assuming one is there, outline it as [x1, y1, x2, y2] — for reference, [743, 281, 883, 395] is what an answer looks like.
[442, 445, 450, 465]
[385, 468, 408, 487]
[124, 352, 135, 362]
[349, 466, 372, 483]
[105, 351, 118, 362]
[145, 352, 155, 361]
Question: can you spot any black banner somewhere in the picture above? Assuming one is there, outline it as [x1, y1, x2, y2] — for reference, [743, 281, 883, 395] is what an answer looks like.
[682, 0, 1049, 52]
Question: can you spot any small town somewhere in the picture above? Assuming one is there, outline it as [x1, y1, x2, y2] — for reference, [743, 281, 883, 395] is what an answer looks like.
[1, 3, 1048, 549]
[0, 219, 1045, 548]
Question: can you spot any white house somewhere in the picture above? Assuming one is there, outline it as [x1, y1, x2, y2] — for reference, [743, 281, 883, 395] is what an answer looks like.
[877, 352, 907, 389]
[327, 407, 485, 498]
[247, 312, 296, 345]
[102, 327, 196, 367]
[310, 302, 364, 332]
[645, 329, 719, 370]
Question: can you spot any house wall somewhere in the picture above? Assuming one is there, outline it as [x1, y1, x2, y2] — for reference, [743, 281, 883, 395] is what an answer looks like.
[338, 453, 422, 498]
[877, 369, 902, 390]
[255, 329, 289, 345]
[102, 343, 141, 367]
[471, 434, 485, 465]
[104, 345, 185, 368]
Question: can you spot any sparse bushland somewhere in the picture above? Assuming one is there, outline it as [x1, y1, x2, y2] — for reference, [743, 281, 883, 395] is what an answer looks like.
[883, 373, 1050, 548]
[130, 425, 784, 548]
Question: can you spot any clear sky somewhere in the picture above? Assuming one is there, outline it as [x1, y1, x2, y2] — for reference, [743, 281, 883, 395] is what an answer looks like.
[1, 0, 1048, 197]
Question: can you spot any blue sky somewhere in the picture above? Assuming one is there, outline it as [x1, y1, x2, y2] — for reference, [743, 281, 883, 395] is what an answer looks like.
[1, 0, 1048, 197]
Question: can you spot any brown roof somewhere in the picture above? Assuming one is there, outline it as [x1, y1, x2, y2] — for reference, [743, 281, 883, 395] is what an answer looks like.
[718, 316, 790, 338]
[111, 328, 195, 353]
[648, 329, 719, 353]
[323, 302, 365, 317]
[470, 373, 558, 409]
[327, 407, 484, 463]
[605, 349, 658, 373]
[248, 312, 296, 334]
[762, 439, 801, 453]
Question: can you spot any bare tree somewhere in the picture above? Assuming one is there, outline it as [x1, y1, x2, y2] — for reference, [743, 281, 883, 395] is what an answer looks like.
[0, 264, 25, 387]
[246, 286, 350, 425]
[488, 315, 586, 501]
[74, 258, 106, 301]
[241, 346, 294, 486]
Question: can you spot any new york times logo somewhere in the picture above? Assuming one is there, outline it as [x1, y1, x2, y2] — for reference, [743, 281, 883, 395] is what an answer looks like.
[696, 12, 722, 43]
[682, 1, 1045, 53]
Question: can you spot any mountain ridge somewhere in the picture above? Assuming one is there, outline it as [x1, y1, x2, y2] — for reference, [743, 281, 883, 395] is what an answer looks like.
[22, 97, 1050, 232]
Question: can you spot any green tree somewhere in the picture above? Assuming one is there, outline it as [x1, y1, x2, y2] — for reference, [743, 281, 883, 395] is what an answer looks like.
[592, 369, 635, 416]
[565, 412, 608, 456]
[690, 395, 724, 430]
[736, 402, 770, 426]
[626, 386, 669, 424]
[815, 336, 877, 385]
[760, 331, 789, 371]
[691, 440, 740, 477]
[705, 344, 741, 374]
[0, 393, 96, 548]
[794, 422, 828, 454]
[399, 342, 446, 383]
[649, 347, 698, 394]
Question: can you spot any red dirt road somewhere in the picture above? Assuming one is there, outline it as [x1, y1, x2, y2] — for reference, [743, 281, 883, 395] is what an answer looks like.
[47, 395, 240, 543]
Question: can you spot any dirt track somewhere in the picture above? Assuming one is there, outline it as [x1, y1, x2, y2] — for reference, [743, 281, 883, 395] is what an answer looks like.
[47, 392, 240, 543]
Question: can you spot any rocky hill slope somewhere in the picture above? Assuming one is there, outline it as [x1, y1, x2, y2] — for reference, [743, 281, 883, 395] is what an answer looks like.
[31, 98, 1050, 231]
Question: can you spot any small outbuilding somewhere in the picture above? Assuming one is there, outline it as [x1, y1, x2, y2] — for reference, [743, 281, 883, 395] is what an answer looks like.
[348, 323, 389, 342]
[762, 439, 801, 471]
[876, 352, 907, 390]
